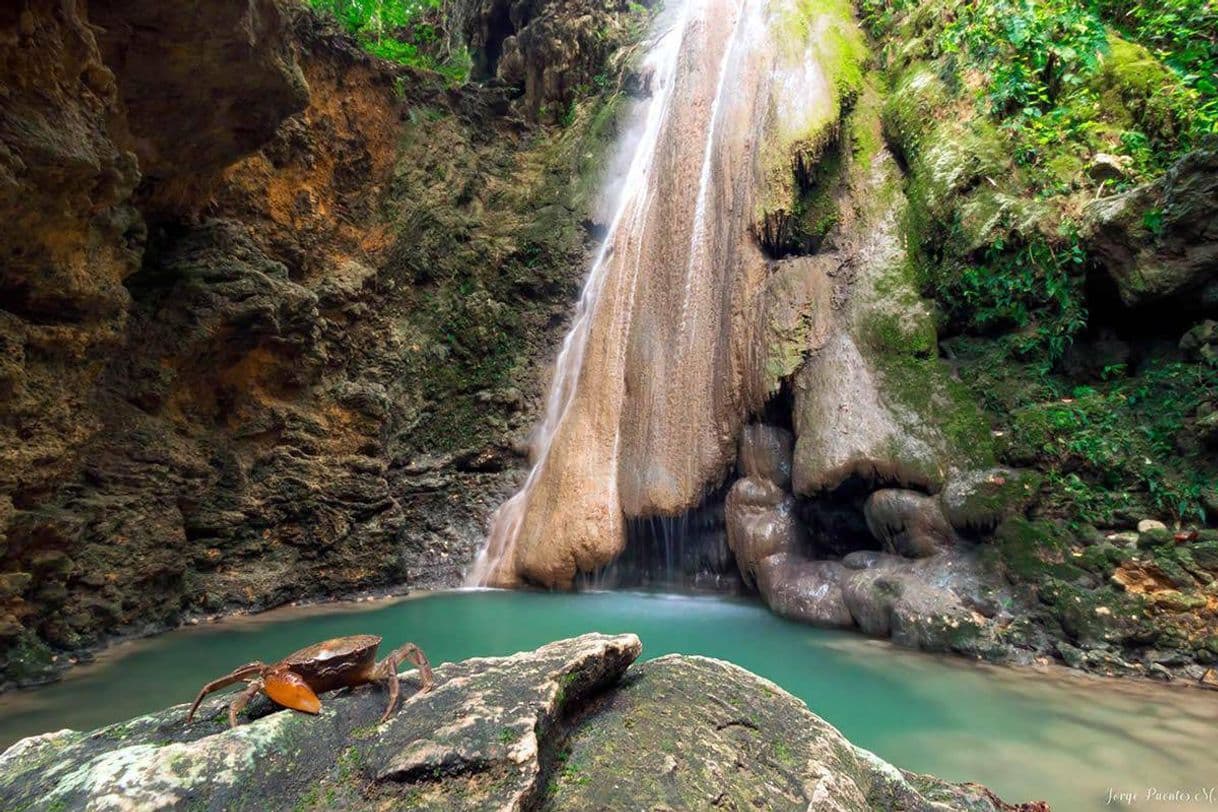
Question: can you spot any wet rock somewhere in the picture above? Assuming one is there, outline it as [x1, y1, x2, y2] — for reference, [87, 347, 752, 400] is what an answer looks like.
[1082, 136, 1218, 311]
[724, 477, 802, 588]
[835, 550, 1014, 657]
[941, 468, 1042, 534]
[0, 634, 1042, 811]
[755, 554, 854, 628]
[737, 423, 794, 489]
[843, 550, 884, 570]
[864, 488, 956, 558]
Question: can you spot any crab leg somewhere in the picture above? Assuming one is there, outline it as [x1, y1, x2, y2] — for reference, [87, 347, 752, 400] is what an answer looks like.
[186, 663, 266, 723]
[228, 679, 265, 728]
[373, 642, 435, 723]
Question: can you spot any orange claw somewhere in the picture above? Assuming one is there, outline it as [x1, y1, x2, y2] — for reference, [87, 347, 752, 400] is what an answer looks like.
[264, 670, 322, 714]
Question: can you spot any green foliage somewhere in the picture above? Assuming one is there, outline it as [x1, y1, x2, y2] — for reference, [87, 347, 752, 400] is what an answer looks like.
[928, 231, 1088, 361]
[1096, 0, 1218, 136]
[941, 0, 1109, 117]
[964, 343, 1218, 525]
[867, 0, 1213, 176]
[307, 0, 470, 84]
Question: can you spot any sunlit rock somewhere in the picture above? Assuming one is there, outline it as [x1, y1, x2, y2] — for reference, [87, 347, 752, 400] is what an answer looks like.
[0, 634, 1041, 811]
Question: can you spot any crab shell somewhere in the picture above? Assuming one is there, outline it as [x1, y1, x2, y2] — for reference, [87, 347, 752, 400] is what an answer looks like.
[280, 634, 384, 694]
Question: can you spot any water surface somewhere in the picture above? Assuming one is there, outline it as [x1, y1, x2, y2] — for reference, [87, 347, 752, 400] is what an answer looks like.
[0, 590, 1214, 810]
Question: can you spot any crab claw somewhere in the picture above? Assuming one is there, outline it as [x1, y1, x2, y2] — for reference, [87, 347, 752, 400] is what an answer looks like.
[264, 670, 322, 714]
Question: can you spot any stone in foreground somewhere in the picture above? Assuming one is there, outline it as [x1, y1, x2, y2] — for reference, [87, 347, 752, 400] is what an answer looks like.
[0, 634, 1045, 811]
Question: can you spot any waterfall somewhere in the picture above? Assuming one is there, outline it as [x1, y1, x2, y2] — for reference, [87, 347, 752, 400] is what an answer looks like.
[469, 0, 844, 588]
[467, 1, 694, 587]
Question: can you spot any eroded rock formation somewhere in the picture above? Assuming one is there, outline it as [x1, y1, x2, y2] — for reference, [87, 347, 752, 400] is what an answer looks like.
[475, 0, 869, 588]
[0, 634, 1046, 811]
[0, 1, 635, 686]
[1083, 136, 1218, 311]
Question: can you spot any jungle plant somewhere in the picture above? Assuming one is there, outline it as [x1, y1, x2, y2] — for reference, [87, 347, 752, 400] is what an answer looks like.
[307, 0, 471, 83]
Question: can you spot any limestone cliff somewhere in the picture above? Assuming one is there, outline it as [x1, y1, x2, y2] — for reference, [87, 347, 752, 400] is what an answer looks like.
[0, 0, 642, 687]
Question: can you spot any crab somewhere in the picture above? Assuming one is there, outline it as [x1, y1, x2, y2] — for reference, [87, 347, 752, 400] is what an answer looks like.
[186, 635, 435, 727]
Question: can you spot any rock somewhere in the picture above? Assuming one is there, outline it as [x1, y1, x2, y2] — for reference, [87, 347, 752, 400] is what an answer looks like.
[1195, 410, 1218, 448]
[864, 488, 956, 558]
[1137, 527, 1175, 549]
[1086, 152, 1134, 184]
[1, 0, 626, 679]
[737, 423, 794, 489]
[1082, 136, 1218, 310]
[724, 477, 802, 588]
[0, 634, 1041, 811]
[941, 468, 1042, 534]
[843, 550, 884, 570]
[1180, 320, 1218, 364]
[0, 574, 31, 600]
[792, 333, 947, 494]
[91, 0, 309, 199]
[1056, 640, 1086, 669]
[755, 554, 855, 628]
[552, 655, 1043, 811]
[465, 0, 653, 123]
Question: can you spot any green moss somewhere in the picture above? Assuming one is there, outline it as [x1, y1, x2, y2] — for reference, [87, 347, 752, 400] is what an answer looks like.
[0, 629, 55, 685]
[1042, 580, 1155, 646]
[991, 518, 1086, 583]
[1076, 542, 1132, 574]
[1090, 36, 1190, 145]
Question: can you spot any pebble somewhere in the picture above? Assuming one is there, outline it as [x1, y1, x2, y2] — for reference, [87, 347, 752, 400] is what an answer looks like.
[1138, 519, 1168, 533]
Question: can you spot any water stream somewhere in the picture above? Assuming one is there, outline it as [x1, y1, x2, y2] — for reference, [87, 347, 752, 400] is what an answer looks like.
[469, 0, 833, 588]
[0, 591, 1214, 811]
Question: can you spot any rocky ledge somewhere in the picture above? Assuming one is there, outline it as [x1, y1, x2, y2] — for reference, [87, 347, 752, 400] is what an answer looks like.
[0, 634, 1044, 811]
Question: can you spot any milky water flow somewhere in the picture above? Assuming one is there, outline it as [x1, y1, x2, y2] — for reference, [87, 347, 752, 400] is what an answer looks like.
[467, 1, 695, 585]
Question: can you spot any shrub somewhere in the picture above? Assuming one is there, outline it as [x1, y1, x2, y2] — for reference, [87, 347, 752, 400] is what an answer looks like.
[307, 0, 470, 83]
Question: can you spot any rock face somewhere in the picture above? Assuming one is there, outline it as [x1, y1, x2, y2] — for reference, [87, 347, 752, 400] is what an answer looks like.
[0, 634, 1044, 811]
[1084, 136, 1218, 311]
[0, 4, 634, 686]
[92, 0, 309, 199]
[465, 0, 652, 123]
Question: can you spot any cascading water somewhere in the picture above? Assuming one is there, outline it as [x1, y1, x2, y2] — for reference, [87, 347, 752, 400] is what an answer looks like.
[466, 1, 693, 587]
[469, 0, 849, 588]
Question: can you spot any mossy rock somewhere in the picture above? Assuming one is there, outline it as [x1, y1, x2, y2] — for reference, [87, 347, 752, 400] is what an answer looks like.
[1192, 541, 1218, 572]
[1089, 35, 1189, 144]
[990, 517, 1086, 585]
[1040, 580, 1155, 647]
[1074, 542, 1132, 575]
[941, 468, 1042, 534]
[0, 630, 56, 687]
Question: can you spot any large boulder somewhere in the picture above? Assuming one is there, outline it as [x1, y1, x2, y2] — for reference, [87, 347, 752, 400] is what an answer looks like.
[0, 634, 1044, 811]
[1083, 136, 1218, 311]
[92, 0, 309, 194]
[724, 477, 802, 588]
[756, 553, 856, 628]
[940, 468, 1042, 535]
[864, 488, 956, 558]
